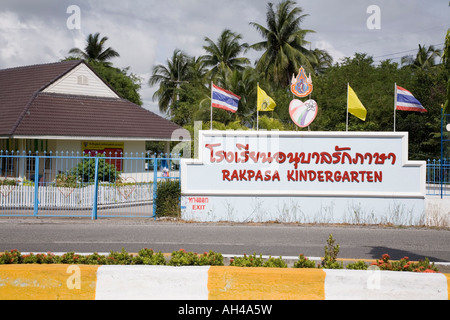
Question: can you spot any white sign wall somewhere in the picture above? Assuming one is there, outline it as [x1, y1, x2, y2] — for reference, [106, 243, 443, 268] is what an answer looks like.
[181, 131, 426, 225]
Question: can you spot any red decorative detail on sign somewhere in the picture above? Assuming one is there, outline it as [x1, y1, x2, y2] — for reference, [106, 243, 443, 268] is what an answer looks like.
[286, 170, 382, 183]
[206, 144, 397, 169]
[222, 170, 280, 182]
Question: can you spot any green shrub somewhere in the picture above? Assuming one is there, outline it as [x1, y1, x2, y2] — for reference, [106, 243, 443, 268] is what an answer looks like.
[169, 249, 200, 266]
[70, 155, 120, 183]
[293, 254, 317, 268]
[106, 248, 133, 265]
[371, 254, 439, 273]
[229, 253, 265, 267]
[155, 179, 180, 217]
[0, 179, 17, 186]
[321, 234, 344, 269]
[263, 256, 287, 268]
[80, 252, 108, 265]
[198, 250, 224, 266]
[0, 249, 440, 273]
[58, 252, 84, 264]
[0, 249, 21, 264]
[133, 248, 166, 265]
[168, 249, 223, 266]
[346, 260, 369, 270]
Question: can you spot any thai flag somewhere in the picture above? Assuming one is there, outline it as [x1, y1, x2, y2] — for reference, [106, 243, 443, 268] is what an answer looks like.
[396, 85, 427, 113]
[211, 84, 241, 113]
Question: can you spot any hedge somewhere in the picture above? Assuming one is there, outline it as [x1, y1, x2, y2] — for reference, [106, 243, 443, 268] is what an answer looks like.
[0, 249, 440, 273]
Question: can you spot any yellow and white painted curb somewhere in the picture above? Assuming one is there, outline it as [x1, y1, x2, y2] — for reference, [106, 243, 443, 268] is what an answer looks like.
[1, 265, 449, 300]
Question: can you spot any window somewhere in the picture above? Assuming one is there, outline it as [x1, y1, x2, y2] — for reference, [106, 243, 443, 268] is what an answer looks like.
[77, 75, 89, 85]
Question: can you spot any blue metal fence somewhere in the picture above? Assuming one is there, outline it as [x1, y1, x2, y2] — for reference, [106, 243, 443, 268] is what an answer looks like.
[1, 151, 448, 218]
[0, 151, 180, 219]
[426, 158, 450, 197]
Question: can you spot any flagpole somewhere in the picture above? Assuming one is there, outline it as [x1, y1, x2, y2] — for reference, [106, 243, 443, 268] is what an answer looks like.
[257, 109, 259, 131]
[210, 81, 213, 130]
[256, 83, 259, 131]
[346, 83, 349, 132]
[394, 83, 397, 132]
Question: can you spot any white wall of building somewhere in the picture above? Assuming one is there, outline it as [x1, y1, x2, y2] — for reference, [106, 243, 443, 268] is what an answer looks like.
[43, 64, 119, 98]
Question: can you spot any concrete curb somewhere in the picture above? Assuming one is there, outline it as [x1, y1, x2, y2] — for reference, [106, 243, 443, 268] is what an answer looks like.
[0, 265, 449, 300]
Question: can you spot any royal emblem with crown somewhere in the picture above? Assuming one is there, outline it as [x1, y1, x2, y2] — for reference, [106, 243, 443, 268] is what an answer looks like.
[290, 66, 313, 98]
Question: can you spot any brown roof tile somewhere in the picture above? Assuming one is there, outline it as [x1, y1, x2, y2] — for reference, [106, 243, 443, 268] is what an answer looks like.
[15, 93, 184, 140]
[0, 60, 82, 135]
[0, 60, 188, 141]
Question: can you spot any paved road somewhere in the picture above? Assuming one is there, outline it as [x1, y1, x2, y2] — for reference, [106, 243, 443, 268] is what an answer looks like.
[0, 217, 449, 262]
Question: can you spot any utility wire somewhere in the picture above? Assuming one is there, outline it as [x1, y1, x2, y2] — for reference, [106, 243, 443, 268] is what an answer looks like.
[373, 43, 445, 63]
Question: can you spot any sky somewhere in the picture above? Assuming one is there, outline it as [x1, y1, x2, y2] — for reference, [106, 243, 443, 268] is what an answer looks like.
[0, 0, 448, 117]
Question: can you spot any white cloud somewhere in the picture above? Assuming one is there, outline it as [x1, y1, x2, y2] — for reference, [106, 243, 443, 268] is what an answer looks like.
[313, 40, 347, 63]
[0, 10, 74, 67]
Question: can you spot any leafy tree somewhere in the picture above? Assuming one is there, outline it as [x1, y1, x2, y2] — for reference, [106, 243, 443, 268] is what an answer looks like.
[401, 44, 442, 70]
[398, 66, 447, 160]
[257, 114, 285, 130]
[250, 0, 317, 87]
[89, 61, 143, 105]
[213, 67, 261, 126]
[311, 53, 404, 132]
[203, 29, 250, 81]
[171, 81, 210, 126]
[144, 5, 447, 162]
[69, 33, 120, 66]
[310, 52, 445, 160]
[65, 33, 142, 105]
[187, 55, 210, 85]
[149, 49, 191, 115]
[443, 29, 450, 112]
[311, 48, 333, 75]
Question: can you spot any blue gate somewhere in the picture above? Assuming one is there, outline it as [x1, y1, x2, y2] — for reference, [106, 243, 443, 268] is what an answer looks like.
[0, 151, 180, 219]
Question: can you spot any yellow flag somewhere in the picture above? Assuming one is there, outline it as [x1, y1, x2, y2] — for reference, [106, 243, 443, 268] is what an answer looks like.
[257, 85, 276, 112]
[347, 85, 367, 121]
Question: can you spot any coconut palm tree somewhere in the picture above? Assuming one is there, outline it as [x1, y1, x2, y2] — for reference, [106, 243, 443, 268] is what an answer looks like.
[149, 49, 191, 114]
[250, 0, 316, 87]
[221, 67, 260, 122]
[203, 29, 250, 80]
[187, 55, 209, 85]
[68, 33, 120, 65]
[401, 44, 442, 70]
[311, 48, 333, 75]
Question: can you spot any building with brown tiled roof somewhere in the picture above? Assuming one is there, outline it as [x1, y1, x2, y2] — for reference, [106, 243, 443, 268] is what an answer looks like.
[0, 60, 189, 181]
